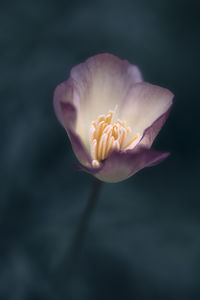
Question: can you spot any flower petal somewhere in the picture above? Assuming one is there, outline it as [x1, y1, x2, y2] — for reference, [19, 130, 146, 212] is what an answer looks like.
[74, 147, 170, 183]
[54, 84, 91, 166]
[54, 54, 173, 183]
[120, 82, 174, 138]
[70, 53, 143, 148]
[139, 106, 172, 148]
[53, 80, 74, 128]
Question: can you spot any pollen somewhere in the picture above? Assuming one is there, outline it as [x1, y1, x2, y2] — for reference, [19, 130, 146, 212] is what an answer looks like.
[89, 109, 141, 167]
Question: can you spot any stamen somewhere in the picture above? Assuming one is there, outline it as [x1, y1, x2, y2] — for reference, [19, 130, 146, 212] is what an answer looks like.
[89, 108, 141, 166]
[92, 160, 101, 167]
[125, 134, 138, 148]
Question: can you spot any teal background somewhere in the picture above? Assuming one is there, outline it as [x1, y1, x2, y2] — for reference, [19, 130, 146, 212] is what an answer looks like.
[1, 0, 200, 299]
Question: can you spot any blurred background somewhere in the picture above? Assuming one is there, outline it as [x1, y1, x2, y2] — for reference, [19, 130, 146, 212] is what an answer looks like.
[1, 0, 200, 299]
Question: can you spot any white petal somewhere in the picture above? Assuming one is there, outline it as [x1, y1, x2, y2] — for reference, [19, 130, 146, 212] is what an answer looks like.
[120, 82, 174, 137]
[70, 54, 142, 149]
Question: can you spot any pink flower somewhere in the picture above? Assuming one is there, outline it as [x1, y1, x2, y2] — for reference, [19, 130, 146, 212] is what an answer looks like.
[54, 54, 173, 183]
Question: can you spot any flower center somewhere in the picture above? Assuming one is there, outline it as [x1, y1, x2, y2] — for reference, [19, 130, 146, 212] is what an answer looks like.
[89, 109, 141, 167]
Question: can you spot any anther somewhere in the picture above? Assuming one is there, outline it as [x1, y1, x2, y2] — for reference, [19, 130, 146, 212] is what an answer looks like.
[90, 108, 141, 167]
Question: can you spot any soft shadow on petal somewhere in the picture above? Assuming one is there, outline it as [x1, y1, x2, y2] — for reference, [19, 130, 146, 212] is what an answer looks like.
[54, 85, 91, 166]
[74, 147, 170, 183]
[70, 53, 143, 147]
[120, 82, 174, 138]
[67, 127, 92, 167]
[139, 105, 172, 148]
[53, 80, 74, 127]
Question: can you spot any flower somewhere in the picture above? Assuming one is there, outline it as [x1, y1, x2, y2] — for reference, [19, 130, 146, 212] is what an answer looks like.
[54, 54, 174, 183]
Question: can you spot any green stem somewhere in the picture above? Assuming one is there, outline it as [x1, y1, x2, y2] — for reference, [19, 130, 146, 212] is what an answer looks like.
[68, 178, 102, 265]
[54, 178, 102, 291]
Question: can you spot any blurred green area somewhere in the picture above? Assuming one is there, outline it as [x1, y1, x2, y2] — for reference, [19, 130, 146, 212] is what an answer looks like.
[0, 0, 200, 299]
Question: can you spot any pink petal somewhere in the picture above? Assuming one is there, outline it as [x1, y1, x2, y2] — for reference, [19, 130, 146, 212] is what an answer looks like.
[53, 79, 75, 128]
[139, 106, 172, 148]
[54, 84, 91, 166]
[70, 53, 143, 146]
[120, 82, 174, 138]
[74, 147, 170, 183]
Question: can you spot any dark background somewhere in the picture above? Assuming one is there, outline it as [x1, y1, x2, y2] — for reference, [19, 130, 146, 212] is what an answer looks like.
[1, 0, 200, 299]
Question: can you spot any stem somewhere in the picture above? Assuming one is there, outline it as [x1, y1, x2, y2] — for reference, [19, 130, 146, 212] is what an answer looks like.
[68, 178, 102, 265]
[54, 178, 102, 290]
